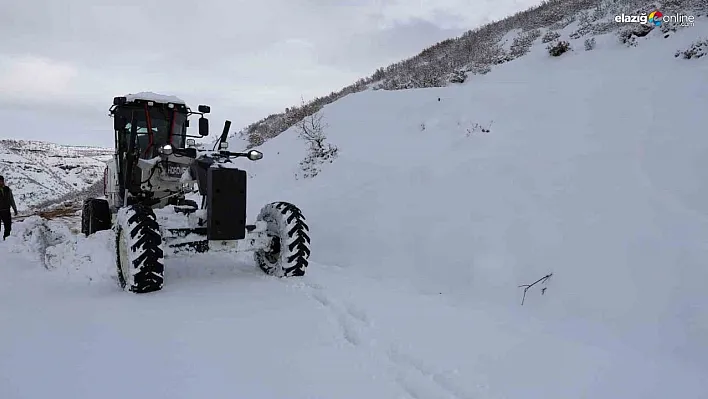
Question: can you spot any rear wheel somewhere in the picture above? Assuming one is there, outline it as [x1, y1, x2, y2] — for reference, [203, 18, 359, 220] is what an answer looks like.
[254, 202, 310, 277]
[116, 204, 164, 293]
[81, 198, 111, 236]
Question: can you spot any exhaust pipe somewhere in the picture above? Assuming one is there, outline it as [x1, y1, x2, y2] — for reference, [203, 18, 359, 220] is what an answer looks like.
[219, 120, 231, 145]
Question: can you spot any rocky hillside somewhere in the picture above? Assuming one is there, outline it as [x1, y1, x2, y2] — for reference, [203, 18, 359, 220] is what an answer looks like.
[0, 139, 112, 212]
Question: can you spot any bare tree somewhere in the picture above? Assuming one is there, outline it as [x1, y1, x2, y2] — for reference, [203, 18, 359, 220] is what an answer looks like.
[297, 111, 328, 150]
[295, 111, 339, 179]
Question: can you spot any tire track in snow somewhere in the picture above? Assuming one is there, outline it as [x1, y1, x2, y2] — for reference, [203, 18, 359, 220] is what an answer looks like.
[309, 286, 363, 346]
[302, 280, 478, 399]
[388, 346, 476, 399]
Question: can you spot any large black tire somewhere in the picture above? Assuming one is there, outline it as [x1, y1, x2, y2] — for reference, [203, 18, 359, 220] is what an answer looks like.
[254, 202, 310, 277]
[81, 198, 111, 236]
[115, 204, 164, 293]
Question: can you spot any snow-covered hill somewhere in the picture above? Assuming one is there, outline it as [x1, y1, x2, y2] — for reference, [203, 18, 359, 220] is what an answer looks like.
[237, 0, 707, 147]
[1, 4, 707, 399]
[0, 139, 112, 211]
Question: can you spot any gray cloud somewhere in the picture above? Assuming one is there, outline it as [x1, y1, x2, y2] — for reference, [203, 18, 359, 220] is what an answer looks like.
[0, 0, 542, 147]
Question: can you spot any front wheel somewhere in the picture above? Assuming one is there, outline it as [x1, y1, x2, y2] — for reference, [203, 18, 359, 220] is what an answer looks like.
[116, 204, 164, 293]
[254, 202, 311, 277]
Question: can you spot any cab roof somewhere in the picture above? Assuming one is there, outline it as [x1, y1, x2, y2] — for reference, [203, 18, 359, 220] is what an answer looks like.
[124, 92, 186, 105]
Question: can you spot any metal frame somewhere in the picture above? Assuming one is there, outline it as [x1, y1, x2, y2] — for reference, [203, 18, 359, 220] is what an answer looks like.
[164, 221, 273, 254]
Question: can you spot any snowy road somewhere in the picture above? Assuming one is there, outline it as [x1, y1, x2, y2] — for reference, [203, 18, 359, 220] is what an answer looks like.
[0, 248, 406, 399]
[1, 232, 705, 399]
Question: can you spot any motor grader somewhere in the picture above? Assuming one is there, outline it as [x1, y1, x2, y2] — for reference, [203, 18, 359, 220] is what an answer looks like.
[82, 92, 310, 293]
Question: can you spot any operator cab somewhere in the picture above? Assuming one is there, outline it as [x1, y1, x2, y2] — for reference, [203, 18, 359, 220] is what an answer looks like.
[109, 92, 211, 201]
[110, 93, 209, 159]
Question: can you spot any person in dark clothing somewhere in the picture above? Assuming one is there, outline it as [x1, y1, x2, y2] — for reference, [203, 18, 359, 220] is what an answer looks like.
[0, 175, 18, 240]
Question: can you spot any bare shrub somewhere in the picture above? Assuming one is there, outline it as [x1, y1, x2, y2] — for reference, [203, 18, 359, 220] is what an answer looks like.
[584, 37, 596, 51]
[542, 30, 561, 43]
[295, 112, 339, 179]
[547, 40, 571, 56]
[675, 38, 708, 59]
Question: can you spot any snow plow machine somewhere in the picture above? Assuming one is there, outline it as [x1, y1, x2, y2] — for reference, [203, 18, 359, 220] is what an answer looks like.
[81, 92, 310, 293]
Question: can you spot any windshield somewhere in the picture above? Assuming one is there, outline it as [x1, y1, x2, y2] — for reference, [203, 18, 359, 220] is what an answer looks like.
[116, 106, 187, 158]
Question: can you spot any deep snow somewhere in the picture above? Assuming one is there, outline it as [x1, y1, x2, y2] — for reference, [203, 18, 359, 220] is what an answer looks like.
[1, 14, 708, 399]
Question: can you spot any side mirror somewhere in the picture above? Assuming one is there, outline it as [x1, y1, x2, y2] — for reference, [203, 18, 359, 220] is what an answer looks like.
[247, 150, 263, 161]
[199, 117, 209, 136]
[198, 105, 211, 113]
[219, 142, 229, 150]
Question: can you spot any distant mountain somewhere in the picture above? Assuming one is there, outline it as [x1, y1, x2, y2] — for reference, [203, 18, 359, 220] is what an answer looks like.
[0, 139, 112, 212]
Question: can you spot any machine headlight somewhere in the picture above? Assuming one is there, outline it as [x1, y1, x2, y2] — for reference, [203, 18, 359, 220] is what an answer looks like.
[247, 150, 263, 160]
[159, 144, 174, 156]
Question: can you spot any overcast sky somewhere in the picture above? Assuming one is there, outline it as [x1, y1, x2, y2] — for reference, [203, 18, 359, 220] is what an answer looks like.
[0, 0, 541, 148]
